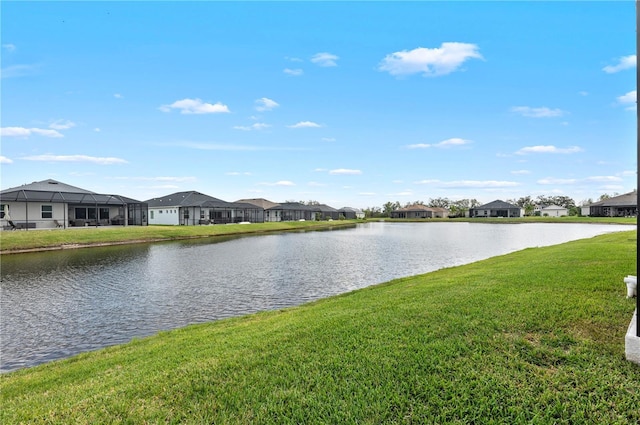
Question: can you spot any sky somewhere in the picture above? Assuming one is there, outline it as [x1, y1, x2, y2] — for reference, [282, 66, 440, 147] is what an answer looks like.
[1, 1, 637, 209]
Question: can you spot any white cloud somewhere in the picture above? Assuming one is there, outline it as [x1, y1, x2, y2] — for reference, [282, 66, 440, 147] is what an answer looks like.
[233, 123, 271, 131]
[2, 44, 16, 52]
[617, 90, 637, 110]
[259, 180, 296, 186]
[255, 97, 279, 112]
[311, 52, 339, 67]
[112, 176, 196, 182]
[511, 170, 531, 175]
[441, 180, 519, 188]
[114, 93, 123, 99]
[388, 190, 414, 197]
[284, 68, 303, 76]
[537, 175, 622, 185]
[1, 126, 64, 138]
[0, 156, 13, 164]
[578, 91, 589, 96]
[359, 192, 377, 196]
[159, 98, 230, 114]
[321, 137, 336, 142]
[511, 106, 565, 118]
[287, 121, 322, 128]
[407, 137, 472, 149]
[603, 54, 636, 73]
[378, 42, 483, 77]
[414, 179, 440, 184]
[1, 64, 38, 79]
[285, 56, 304, 62]
[49, 120, 76, 130]
[516, 145, 583, 155]
[21, 154, 128, 165]
[94, 128, 101, 132]
[308, 181, 327, 187]
[329, 169, 362, 175]
[314, 168, 328, 172]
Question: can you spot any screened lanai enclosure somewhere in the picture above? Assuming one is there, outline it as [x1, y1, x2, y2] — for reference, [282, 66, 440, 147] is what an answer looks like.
[0, 180, 148, 230]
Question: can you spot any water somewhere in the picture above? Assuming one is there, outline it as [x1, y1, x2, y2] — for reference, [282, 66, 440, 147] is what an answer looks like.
[0, 222, 633, 372]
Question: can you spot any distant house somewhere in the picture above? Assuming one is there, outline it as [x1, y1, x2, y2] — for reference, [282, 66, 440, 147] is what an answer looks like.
[146, 191, 264, 225]
[236, 198, 280, 222]
[317, 204, 340, 220]
[469, 200, 522, 218]
[266, 202, 320, 222]
[390, 204, 450, 219]
[0, 179, 147, 229]
[584, 191, 638, 217]
[338, 207, 365, 219]
[540, 204, 568, 217]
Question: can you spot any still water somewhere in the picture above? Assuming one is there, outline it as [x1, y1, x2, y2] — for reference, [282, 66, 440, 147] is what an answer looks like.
[1, 222, 633, 372]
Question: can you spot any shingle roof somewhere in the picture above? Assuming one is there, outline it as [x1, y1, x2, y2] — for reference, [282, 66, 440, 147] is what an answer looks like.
[475, 200, 519, 209]
[235, 198, 280, 209]
[145, 191, 227, 207]
[589, 191, 637, 207]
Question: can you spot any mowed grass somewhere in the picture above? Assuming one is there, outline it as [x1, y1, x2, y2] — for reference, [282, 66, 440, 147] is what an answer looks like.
[0, 220, 358, 253]
[1, 231, 639, 424]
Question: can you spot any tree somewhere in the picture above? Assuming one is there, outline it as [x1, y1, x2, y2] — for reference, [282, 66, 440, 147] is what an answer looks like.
[382, 201, 401, 217]
[428, 197, 451, 208]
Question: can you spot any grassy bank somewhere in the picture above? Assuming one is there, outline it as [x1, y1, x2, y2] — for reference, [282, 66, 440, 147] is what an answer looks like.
[383, 216, 637, 225]
[0, 220, 359, 254]
[2, 231, 639, 423]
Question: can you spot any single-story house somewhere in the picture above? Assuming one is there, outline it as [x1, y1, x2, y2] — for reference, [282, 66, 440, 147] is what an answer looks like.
[469, 200, 523, 218]
[237, 198, 282, 222]
[0, 179, 147, 229]
[338, 207, 365, 219]
[390, 204, 450, 219]
[540, 204, 569, 217]
[146, 191, 264, 225]
[266, 202, 321, 222]
[584, 191, 638, 217]
[317, 204, 340, 220]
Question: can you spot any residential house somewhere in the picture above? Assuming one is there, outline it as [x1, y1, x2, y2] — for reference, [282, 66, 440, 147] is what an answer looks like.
[338, 207, 365, 219]
[584, 191, 638, 217]
[266, 202, 320, 222]
[0, 179, 147, 229]
[390, 204, 449, 219]
[469, 200, 523, 218]
[237, 198, 281, 222]
[146, 191, 264, 225]
[540, 204, 568, 217]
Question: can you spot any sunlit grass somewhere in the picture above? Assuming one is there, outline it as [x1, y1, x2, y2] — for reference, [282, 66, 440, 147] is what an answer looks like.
[1, 230, 638, 423]
[0, 220, 359, 253]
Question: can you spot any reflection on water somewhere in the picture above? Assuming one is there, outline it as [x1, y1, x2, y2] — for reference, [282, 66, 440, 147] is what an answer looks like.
[1, 222, 633, 372]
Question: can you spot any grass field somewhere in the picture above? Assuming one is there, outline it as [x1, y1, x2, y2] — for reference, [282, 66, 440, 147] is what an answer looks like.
[0, 220, 359, 253]
[1, 230, 638, 424]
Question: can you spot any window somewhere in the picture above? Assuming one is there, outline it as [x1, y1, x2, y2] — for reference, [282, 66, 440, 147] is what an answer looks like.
[0, 204, 7, 219]
[42, 205, 53, 219]
[99, 208, 109, 220]
[184, 210, 189, 219]
[150, 211, 154, 219]
[75, 207, 87, 219]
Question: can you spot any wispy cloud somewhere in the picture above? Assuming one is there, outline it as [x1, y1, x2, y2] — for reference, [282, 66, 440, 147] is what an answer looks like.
[225, 171, 252, 176]
[111, 176, 196, 182]
[21, 154, 128, 165]
[255, 97, 279, 112]
[321, 137, 336, 142]
[259, 180, 296, 186]
[537, 175, 622, 185]
[233, 123, 271, 131]
[2, 43, 16, 52]
[49, 120, 76, 130]
[283, 68, 303, 76]
[511, 106, 565, 118]
[603, 54, 636, 73]
[159, 98, 230, 114]
[407, 137, 472, 149]
[171, 141, 262, 151]
[114, 93, 123, 99]
[329, 169, 362, 175]
[287, 121, 322, 128]
[311, 52, 339, 67]
[516, 145, 583, 155]
[511, 170, 531, 175]
[1, 126, 63, 138]
[0, 64, 38, 79]
[0, 156, 13, 164]
[617, 90, 637, 110]
[378, 42, 483, 77]
[414, 179, 519, 188]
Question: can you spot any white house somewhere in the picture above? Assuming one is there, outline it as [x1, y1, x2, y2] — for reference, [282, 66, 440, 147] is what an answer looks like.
[540, 204, 568, 217]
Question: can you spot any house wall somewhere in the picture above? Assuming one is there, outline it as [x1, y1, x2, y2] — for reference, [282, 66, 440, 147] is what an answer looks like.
[542, 208, 567, 217]
[1, 201, 67, 229]
[149, 207, 180, 225]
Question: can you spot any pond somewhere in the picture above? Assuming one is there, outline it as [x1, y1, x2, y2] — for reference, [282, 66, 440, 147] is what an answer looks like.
[0, 222, 633, 372]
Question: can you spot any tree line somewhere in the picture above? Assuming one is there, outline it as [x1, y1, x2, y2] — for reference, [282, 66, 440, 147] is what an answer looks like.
[360, 193, 620, 219]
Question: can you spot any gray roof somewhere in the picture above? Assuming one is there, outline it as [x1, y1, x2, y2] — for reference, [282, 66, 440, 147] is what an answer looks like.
[589, 191, 637, 207]
[0, 179, 142, 204]
[474, 200, 520, 210]
[338, 207, 363, 213]
[145, 191, 227, 208]
[235, 198, 280, 209]
[267, 202, 320, 211]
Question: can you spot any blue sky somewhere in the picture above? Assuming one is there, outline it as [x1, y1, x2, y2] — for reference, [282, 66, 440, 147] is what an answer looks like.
[1, 1, 636, 209]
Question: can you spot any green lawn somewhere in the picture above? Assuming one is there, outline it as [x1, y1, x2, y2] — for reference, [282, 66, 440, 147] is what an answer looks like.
[1, 230, 638, 424]
[0, 220, 359, 253]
